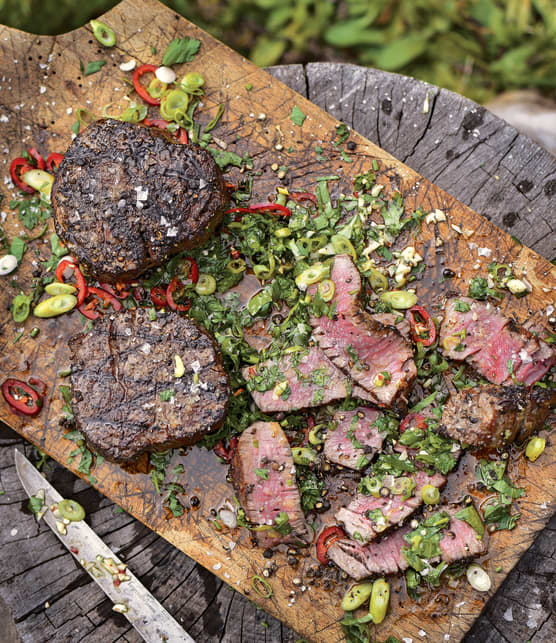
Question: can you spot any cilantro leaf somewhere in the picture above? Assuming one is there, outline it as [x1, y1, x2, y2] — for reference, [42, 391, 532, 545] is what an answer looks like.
[290, 104, 306, 127]
[84, 60, 106, 76]
[10, 237, 26, 262]
[162, 37, 201, 66]
[254, 468, 269, 479]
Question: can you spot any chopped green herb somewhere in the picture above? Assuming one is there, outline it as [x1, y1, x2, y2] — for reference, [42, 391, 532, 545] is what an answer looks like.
[162, 37, 201, 66]
[254, 467, 269, 479]
[160, 389, 174, 401]
[84, 60, 106, 76]
[290, 104, 306, 127]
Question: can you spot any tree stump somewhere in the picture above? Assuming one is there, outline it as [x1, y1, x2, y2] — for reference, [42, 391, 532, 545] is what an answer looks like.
[0, 62, 554, 643]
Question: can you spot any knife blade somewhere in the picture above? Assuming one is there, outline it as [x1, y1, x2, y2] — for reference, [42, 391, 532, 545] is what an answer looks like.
[14, 449, 194, 643]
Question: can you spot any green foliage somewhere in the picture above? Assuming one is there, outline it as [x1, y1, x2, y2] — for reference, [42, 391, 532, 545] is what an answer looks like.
[1, 0, 555, 103]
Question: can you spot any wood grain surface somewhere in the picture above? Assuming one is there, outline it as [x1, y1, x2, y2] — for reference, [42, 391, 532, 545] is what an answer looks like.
[0, 1, 554, 642]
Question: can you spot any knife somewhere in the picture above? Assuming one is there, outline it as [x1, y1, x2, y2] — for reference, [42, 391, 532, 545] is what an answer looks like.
[14, 449, 194, 643]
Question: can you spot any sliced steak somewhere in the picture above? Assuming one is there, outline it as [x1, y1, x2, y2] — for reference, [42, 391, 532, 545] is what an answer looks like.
[440, 297, 555, 386]
[242, 347, 352, 412]
[439, 507, 488, 563]
[372, 312, 412, 342]
[68, 309, 230, 462]
[330, 505, 486, 579]
[327, 527, 410, 580]
[310, 254, 416, 410]
[52, 119, 227, 282]
[231, 421, 309, 547]
[441, 384, 556, 448]
[324, 407, 384, 470]
[336, 471, 446, 542]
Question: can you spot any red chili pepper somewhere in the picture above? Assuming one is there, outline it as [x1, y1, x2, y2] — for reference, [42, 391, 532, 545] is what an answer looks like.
[213, 437, 238, 463]
[46, 153, 64, 172]
[56, 259, 88, 306]
[143, 119, 188, 144]
[289, 191, 317, 206]
[406, 305, 436, 347]
[78, 302, 101, 320]
[28, 377, 47, 396]
[132, 286, 147, 302]
[224, 203, 291, 218]
[87, 286, 123, 312]
[132, 64, 161, 106]
[2, 378, 43, 417]
[183, 257, 199, 284]
[99, 282, 130, 300]
[150, 286, 168, 308]
[27, 147, 46, 170]
[399, 413, 427, 434]
[316, 526, 346, 566]
[166, 277, 191, 312]
[10, 158, 36, 193]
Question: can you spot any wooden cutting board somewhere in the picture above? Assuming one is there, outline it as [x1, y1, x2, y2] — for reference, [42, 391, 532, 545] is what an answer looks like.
[0, 1, 554, 641]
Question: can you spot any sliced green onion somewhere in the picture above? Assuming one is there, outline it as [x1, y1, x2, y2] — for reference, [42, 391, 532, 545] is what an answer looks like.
[195, 274, 216, 296]
[227, 259, 246, 274]
[379, 290, 417, 310]
[89, 20, 116, 47]
[181, 72, 205, 94]
[420, 484, 440, 505]
[317, 279, 335, 302]
[525, 436, 545, 462]
[57, 499, 85, 522]
[369, 578, 389, 624]
[308, 423, 325, 445]
[291, 446, 318, 466]
[148, 78, 167, 100]
[76, 108, 96, 126]
[251, 575, 273, 598]
[160, 89, 189, 121]
[331, 234, 357, 259]
[253, 255, 276, 281]
[367, 267, 388, 292]
[204, 104, 225, 134]
[295, 263, 328, 291]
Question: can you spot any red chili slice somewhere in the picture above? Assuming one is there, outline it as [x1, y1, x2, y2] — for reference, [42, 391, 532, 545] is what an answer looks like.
[224, 203, 292, 218]
[183, 257, 199, 284]
[56, 259, 88, 306]
[10, 158, 36, 193]
[99, 282, 130, 300]
[150, 286, 168, 308]
[316, 526, 346, 566]
[2, 378, 43, 417]
[289, 191, 317, 206]
[27, 147, 46, 170]
[406, 305, 436, 347]
[78, 302, 101, 320]
[399, 412, 427, 434]
[143, 119, 188, 144]
[213, 437, 238, 463]
[88, 286, 123, 311]
[132, 64, 161, 106]
[132, 286, 147, 302]
[166, 277, 191, 312]
[28, 377, 47, 396]
[46, 153, 64, 172]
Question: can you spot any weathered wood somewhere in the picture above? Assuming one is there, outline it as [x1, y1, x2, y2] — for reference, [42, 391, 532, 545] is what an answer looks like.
[0, 1, 555, 642]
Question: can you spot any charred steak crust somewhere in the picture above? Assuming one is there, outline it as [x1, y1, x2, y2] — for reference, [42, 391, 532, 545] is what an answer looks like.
[68, 309, 230, 463]
[52, 119, 227, 282]
[441, 384, 556, 449]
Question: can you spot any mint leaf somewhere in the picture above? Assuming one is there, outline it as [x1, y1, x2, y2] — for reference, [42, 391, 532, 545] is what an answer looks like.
[290, 104, 306, 127]
[162, 37, 201, 66]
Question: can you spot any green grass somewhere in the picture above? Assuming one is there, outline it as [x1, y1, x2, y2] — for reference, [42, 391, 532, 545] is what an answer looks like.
[1, 0, 555, 103]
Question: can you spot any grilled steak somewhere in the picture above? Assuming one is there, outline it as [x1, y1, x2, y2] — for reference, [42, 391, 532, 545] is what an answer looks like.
[52, 119, 227, 282]
[372, 313, 412, 341]
[440, 297, 555, 386]
[441, 384, 556, 449]
[324, 407, 384, 470]
[328, 527, 411, 580]
[309, 254, 416, 409]
[231, 421, 309, 547]
[336, 471, 446, 542]
[68, 309, 230, 462]
[243, 347, 353, 412]
[329, 505, 486, 579]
